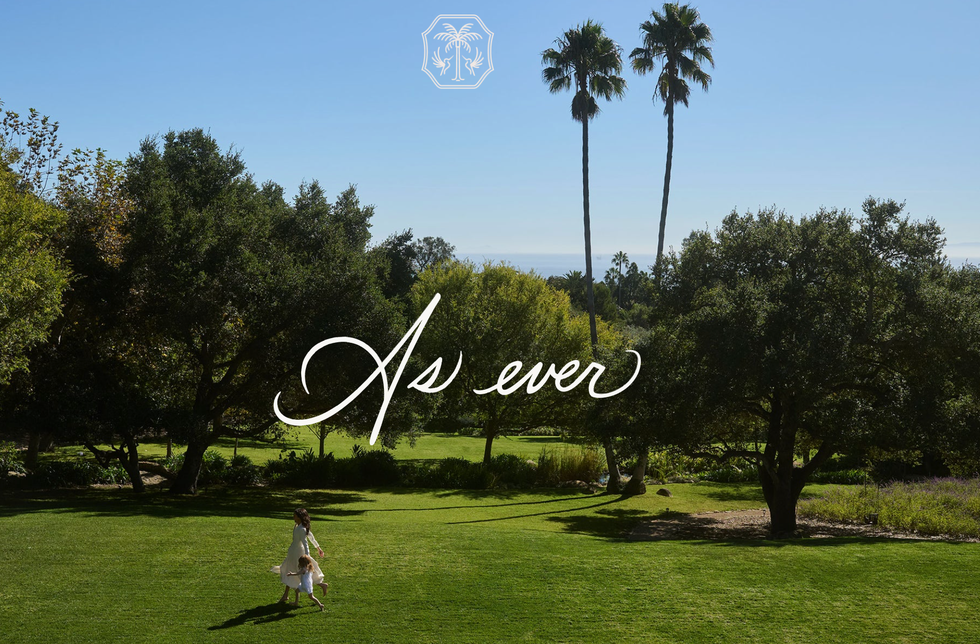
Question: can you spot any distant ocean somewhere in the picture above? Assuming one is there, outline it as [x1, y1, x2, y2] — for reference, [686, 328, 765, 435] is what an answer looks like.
[459, 253, 661, 279]
[461, 251, 979, 278]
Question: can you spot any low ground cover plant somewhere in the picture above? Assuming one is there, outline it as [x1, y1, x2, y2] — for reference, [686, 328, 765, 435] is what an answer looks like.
[799, 477, 980, 538]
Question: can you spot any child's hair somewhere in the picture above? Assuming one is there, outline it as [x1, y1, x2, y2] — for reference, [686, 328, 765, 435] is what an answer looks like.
[297, 554, 314, 572]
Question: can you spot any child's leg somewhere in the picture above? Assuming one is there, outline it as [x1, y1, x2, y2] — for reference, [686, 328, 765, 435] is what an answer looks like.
[318, 581, 329, 596]
[279, 585, 290, 602]
[292, 588, 300, 605]
[308, 593, 324, 611]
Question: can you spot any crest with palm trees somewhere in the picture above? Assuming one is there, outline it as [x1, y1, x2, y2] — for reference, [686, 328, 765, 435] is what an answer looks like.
[422, 15, 494, 89]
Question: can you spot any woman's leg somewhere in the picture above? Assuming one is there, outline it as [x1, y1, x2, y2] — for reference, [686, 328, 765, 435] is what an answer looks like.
[279, 585, 290, 602]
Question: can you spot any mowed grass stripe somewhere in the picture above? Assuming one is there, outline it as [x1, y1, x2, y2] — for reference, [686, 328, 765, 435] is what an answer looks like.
[1, 485, 977, 643]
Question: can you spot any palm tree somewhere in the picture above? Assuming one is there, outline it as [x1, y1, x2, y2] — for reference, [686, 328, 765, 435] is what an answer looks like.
[434, 23, 483, 82]
[612, 251, 629, 307]
[542, 21, 627, 493]
[630, 3, 713, 276]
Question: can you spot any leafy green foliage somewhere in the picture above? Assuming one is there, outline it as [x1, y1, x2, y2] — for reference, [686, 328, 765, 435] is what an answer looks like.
[0, 163, 69, 384]
[26, 459, 129, 487]
[541, 20, 627, 123]
[0, 441, 25, 477]
[627, 199, 955, 534]
[630, 3, 714, 112]
[122, 129, 400, 493]
[411, 261, 597, 464]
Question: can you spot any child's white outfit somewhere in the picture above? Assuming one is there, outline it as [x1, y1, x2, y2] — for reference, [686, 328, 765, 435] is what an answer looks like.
[270, 524, 326, 589]
[297, 569, 314, 595]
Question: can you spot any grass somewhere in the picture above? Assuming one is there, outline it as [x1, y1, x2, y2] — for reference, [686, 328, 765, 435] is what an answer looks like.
[1, 482, 978, 643]
[47, 430, 575, 467]
[800, 478, 980, 538]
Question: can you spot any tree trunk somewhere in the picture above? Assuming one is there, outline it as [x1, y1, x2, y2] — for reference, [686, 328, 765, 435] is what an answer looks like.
[581, 112, 623, 494]
[166, 437, 172, 459]
[656, 100, 675, 278]
[120, 434, 145, 494]
[25, 430, 41, 470]
[170, 439, 209, 494]
[319, 431, 326, 458]
[139, 460, 176, 480]
[482, 426, 497, 466]
[603, 439, 622, 494]
[759, 466, 806, 538]
[582, 116, 598, 350]
[622, 450, 648, 496]
[234, 437, 239, 459]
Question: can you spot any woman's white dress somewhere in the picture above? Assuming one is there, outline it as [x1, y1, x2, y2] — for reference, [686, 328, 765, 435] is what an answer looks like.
[271, 524, 325, 589]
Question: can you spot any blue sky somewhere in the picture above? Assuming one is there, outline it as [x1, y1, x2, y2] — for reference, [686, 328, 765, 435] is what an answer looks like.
[3, 0, 979, 272]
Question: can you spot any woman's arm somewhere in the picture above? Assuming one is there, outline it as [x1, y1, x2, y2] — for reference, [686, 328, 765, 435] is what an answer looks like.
[307, 530, 324, 557]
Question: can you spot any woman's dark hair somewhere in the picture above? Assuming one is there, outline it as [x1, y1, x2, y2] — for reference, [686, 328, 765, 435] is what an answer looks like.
[294, 508, 311, 534]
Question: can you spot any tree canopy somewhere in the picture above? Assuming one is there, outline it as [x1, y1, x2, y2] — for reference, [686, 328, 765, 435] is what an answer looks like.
[627, 198, 958, 535]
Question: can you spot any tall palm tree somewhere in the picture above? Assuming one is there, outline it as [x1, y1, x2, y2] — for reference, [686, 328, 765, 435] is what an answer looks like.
[612, 250, 629, 307]
[630, 3, 713, 276]
[542, 21, 627, 492]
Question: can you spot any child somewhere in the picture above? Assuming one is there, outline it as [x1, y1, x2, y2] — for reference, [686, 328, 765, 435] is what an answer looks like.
[287, 555, 325, 611]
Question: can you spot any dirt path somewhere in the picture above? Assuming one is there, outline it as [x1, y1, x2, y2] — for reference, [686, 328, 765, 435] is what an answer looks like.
[629, 508, 977, 542]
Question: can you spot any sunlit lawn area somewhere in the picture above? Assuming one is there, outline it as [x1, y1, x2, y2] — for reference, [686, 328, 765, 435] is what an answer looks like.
[48, 430, 578, 466]
[1, 482, 977, 643]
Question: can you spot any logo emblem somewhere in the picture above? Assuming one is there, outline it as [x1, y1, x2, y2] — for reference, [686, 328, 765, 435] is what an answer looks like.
[422, 15, 494, 89]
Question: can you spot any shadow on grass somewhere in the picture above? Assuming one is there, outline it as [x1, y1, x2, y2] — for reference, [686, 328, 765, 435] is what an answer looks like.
[0, 487, 371, 521]
[446, 494, 627, 526]
[626, 510, 978, 548]
[692, 482, 767, 504]
[208, 602, 301, 630]
[363, 488, 605, 513]
[549, 508, 654, 539]
[497, 436, 566, 444]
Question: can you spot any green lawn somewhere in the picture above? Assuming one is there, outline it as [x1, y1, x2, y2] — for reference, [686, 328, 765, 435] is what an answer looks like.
[1, 482, 977, 643]
[50, 430, 577, 466]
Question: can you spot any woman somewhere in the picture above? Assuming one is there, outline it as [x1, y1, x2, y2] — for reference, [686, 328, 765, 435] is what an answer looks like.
[271, 508, 329, 601]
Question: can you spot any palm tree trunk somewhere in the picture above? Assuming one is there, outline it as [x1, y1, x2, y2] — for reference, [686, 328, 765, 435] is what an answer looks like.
[581, 114, 622, 494]
[656, 100, 675, 278]
[628, 99, 677, 496]
[582, 117, 598, 351]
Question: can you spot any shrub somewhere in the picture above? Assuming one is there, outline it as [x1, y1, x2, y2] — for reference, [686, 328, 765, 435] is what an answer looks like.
[224, 454, 261, 486]
[486, 453, 537, 488]
[535, 450, 560, 486]
[519, 427, 564, 437]
[431, 457, 488, 489]
[0, 441, 25, 477]
[28, 460, 129, 488]
[164, 449, 230, 486]
[535, 448, 603, 486]
[698, 464, 757, 483]
[335, 448, 401, 488]
[264, 450, 336, 488]
[645, 451, 716, 483]
[556, 448, 603, 483]
[799, 477, 980, 538]
[809, 468, 868, 485]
